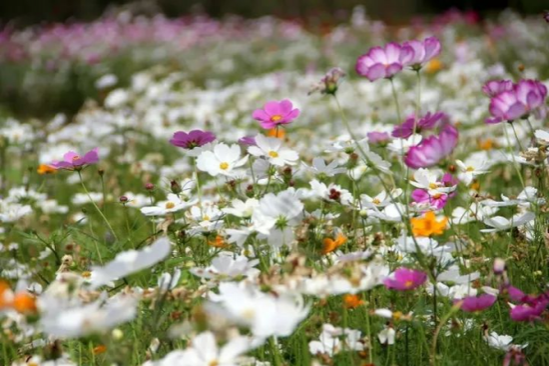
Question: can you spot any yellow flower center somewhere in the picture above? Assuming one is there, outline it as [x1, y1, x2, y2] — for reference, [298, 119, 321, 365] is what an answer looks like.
[270, 114, 282, 122]
[404, 280, 414, 288]
[428, 183, 438, 189]
[466, 166, 475, 172]
[372, 198, 381, 205]
[219, 162, 229, 170]
[209, 361, 219, 366]
[392, 311, 403, 320]
[165, 202, 175, 209]
[82, 271, 92, 278]
[72, 155, 80, 160]
[203, 215, 210, 221]
[433, 193, 442, 199]
[268, 151, 279, 158]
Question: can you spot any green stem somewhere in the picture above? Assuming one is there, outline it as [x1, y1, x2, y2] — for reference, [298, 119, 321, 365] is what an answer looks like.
[269, 337, 283, 366]
[390, 78, 402, 123]
[78, 170, 119, 243]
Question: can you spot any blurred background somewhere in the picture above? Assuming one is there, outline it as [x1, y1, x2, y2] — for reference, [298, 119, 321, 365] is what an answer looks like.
[1, 0, 547, 25]
[0, 0, 547, 120]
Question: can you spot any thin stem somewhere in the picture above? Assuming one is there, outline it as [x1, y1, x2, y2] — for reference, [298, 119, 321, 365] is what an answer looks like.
[390, 78, 402, 123]
[503, 125, 526, 189]
[78, 170, 118, 243]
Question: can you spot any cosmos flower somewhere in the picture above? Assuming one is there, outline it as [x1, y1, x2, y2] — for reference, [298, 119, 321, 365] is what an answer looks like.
[309, 324, 364, 356]
[404, 124, 459, 169]
[400, 37, 442, 69]
[457, 294, 497, 313]
[384, 267, 427, 291]
[482, 80, 514, 97]
[411, 189, 448, 210]
[308, 67, 346, 95]
[196, 143, 249, 177]
[248, 134, 299, 166]
[486, 79, 547, 124]
[355, 42, 405, 81]
[49, 148, 99, 171]
[411, 211, 448, 237]
[252, 99, 300, 129]
[322, 233, 347, 254]
[367, 131, 391, 144]
[392, 112, 445, 139]
[169, 130, 216, 150]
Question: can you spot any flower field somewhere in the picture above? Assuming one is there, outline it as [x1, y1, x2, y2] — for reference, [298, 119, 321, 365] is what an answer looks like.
[2, 7, 549, 366]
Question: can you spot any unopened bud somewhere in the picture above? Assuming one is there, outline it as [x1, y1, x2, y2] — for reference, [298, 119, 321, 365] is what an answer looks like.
[170, 180, 182, 194]
[145, 183, 154, 191]
[119, 196, 128, 203]
[493, 258, 506, 275]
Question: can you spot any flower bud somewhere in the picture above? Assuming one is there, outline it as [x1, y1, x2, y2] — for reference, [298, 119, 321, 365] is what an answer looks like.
[119, 195, 128, 203]
[493, 258, 506, 275]
[145, 183, 154, 191]
[170, 180, 182, 194]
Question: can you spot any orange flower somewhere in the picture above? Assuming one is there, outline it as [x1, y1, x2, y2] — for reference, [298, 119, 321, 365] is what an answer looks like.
[12, 292, 37, 314]
[343, 294, 364, 309]
[0, 281, 12, 309]
[322, 233, 347, 254]
[266, 128, 285, 139]
[93, 345, 107, 355]
[478, 138, 494, 151]
[37, 164, 57, 175]
[426, 58, 443, 73]
[411, 211, 447, 237]
[208, 235, 229, 249]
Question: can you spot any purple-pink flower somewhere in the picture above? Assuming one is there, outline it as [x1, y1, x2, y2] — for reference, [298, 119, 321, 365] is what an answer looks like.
[485, 79, 547, 124]
[238, 136, 257, 146]
[392, 111, 446, 138]
[411, 189, 448, 210]
[355, 42, 405, 81]
[509, 300, 548, 322]
[400, 37, 442, 69]
[404, 124, 459, 169]
[252, 100, 300, 129]
[384, 267, 427, 291]
[367, 131, 391, 144]
[457, 294, 497, 313]
[170, 130, 216, 150]
[49, 148, 99, 171]
[482, 80, 514, 97]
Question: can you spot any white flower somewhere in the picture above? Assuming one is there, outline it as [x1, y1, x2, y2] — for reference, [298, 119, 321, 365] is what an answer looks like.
[410, 168, 455, 194]
[207, 282, 309, 338]
[306, 157, 346, 177]
[0, 202, 32, 223]
[534, 129, 549, 144]
[480, 187, 543, 207]
[39, 199, 69, 214]
[455, 158, 490, 186]
[367, 203, 406, 223]
[387, 134, 422, 155]
[140, 194, 197, 216]
[251, 189, 303, 235]
[451, 203, 498, 224]
[309, 179, 354, 206]
[481, 212, 535, 233]
[378, 326, 396, 345]
[222, 198, 259, 218]
[95, 74, 118, 89]
[248, 135, 299, 166]
[197, 143, 248, 177]
[40, 293, 137, 338]
[190, 252, 259, 280]
[123, 192, 150, 208]
[71, 192, 103, 205]
[309, 324, 364, 356]
[88, 236, 171, 289]
[153, 331, 252, 366]
[360, 189, 402, 209]
[484, 331, 527, 352]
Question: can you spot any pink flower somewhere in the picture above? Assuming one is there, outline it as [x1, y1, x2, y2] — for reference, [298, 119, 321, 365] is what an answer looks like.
[355, 42, 405, 81]
[400, 37, 442, 69]
[404, 124, 459, 169]
[170, 130, 216, 150]
[482, 80, 514, 97]
[252, 100, 300, 129]
[457, 294, 497, 313]
[384, 268, 427, 291]
[367, 131, 391, 144]
[392, 111, 446, 138]
[486, 79, 547, 124]
[49, 148, 99, 171]
[510, 300, 548, 322]
[411, 189, 448, 210]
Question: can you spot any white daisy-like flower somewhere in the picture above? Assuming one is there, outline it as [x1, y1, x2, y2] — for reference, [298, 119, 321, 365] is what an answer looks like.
[248, 135, 299, 166]
[197, 143, 248, 177]
[140, 193, 197, 216]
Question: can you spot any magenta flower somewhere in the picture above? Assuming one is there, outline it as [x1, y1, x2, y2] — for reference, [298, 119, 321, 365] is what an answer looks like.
[457, 294, 497, 313]
[411, 189, 448, 210]
[503, 347, 528, 366]
[238, 136, 257, 146]
[482, 80, 514, 97]
[49, 148, 99, 171]
[367, 131, 391, 144]
[170, 130, 216, 150]
[400, 37, 442, 69]
[510, 300, 548, 322]
[392, 111, 446, 138]
[252, 100, 300, 129]
[486, 79, 547, 124]
[384, 268, 427, 291]
[355, 42, 405, 81]
[404, 124, 459, 169]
